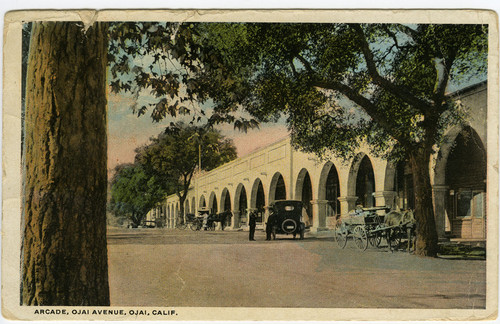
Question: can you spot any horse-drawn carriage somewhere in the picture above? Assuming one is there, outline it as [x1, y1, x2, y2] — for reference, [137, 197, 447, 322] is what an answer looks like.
[188, 208, 231, 231]
[334, 206, 416, 252]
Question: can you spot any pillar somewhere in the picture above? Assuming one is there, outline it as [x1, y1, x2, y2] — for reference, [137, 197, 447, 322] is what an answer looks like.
[231, 209, 240, 229]
[432, 185, 449, 240]
[263, 205, 271, 224]
[338, 196, 357, 217]
[310, 199, 328, 232]
[373, 191, 397, 209]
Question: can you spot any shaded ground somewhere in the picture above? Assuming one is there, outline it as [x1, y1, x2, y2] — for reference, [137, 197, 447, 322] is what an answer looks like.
[107, 227, 485, 308]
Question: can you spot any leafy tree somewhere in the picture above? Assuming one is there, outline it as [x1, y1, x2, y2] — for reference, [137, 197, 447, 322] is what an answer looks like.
[109, 23, 487, 256]
[107, 22, 260, 131]
[196, 23, 487, 256]
[135, 122, 237, 223]
[22, 22, 109, 305]
[109, 163, 167, 227]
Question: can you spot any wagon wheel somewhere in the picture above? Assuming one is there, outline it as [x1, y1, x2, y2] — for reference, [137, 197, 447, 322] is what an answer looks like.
[369, 225, 383, 247]
[334, 222, 348, 248]
[190, 222, 200, 231]
[353, 225, 369, 251]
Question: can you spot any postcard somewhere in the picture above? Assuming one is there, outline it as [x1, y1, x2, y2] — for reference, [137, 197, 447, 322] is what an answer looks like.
[2, 9, 498, 321]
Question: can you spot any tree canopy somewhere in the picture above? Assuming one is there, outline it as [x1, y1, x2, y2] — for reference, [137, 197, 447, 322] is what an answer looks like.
[195, 23, 487, 160]
[135, 122, 237, 221]
[109, 22, 486, 159]
[109, 163, 167, 227]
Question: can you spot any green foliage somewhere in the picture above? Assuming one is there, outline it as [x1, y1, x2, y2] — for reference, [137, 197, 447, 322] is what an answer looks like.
[108, 123, 236, 225]
[109, 163, 167, 227]
[194, 23, 487, 162]
[136, 122, 237, 182]
[109, 22, 486, 163]
[108, 22, 260, 130]
[135, 122, 237, 218]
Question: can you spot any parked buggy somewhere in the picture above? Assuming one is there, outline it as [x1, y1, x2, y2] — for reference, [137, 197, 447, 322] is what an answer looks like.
[189, 208, 210, 231]
[334, 206, 389, 250]
[334, 206, 416, 252]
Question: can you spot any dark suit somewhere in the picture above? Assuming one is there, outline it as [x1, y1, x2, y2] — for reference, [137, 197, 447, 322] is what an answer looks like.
[266, 212, 277, 240]
[249, 212, 257, 241]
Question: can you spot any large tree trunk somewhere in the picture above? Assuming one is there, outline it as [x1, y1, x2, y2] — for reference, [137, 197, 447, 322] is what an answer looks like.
[409, 146, 439, 257]
[22, 22, 109, 305]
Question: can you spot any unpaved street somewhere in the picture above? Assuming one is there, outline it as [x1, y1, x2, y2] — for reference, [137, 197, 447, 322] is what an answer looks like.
[107, 228, 485, 308]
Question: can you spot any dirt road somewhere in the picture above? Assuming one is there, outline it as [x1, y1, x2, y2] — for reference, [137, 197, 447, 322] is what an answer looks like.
[107, 227, 485, 309]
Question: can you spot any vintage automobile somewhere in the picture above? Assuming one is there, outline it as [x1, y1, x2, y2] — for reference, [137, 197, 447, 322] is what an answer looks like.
[269, 200, 306, 240]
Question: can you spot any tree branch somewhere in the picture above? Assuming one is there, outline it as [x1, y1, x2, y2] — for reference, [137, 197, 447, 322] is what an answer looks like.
[313, 79, 414, 148]
[432, 52, 456, 113]
[296, 54, 314, 74]
[289, 58, 299, 78]
[349, 24, 433, 113]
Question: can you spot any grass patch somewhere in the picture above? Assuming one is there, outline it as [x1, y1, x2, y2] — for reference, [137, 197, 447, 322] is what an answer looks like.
[438, 244, 486, 259]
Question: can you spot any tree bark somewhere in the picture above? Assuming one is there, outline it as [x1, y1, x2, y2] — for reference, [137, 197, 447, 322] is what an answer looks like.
[22, 22, 109, 305]
[409, 146, 439, 257]
[177, 193, 186, 224]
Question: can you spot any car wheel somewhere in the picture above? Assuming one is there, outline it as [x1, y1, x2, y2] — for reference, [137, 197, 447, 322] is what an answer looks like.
[282, 219, 297, 234]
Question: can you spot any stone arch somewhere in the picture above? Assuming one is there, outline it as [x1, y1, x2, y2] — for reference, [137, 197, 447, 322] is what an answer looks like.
[436, 126, 486, 239]
[348, 153, 375, 208]
[250, 178, 266, 223]
[295, 168, 313, 226]
[434, 125, 486, 186]
[220, 188, 232, 211]
[199, 195, 206, 208]
[220, 188, 232, 227]
[208, 191, 218, 214]
[269, 172, 287, 202]
[318, 161, 341, 217]
[250, 178, 266, 208]
[234, 183, 248, 227]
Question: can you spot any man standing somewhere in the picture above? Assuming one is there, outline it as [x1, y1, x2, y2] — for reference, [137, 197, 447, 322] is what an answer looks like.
[266, 208, 277, 241]
[249, 211, 257, 241]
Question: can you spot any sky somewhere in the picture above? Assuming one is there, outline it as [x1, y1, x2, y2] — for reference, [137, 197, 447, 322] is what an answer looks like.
[107, 86, 289, 173]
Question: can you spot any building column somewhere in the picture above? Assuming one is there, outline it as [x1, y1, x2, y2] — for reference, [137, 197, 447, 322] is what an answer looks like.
[264, 206, 271, 224]
[231, 210, 244, 229]
[432, 185, 449, 240]
[338, 196, 357, 217]
[373, 191, 397, 209]
[231, 210, 240, 230]
[310, 199, 328, 233]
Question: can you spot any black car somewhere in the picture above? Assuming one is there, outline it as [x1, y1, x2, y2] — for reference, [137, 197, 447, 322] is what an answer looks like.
[269, 200, 306, 239]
